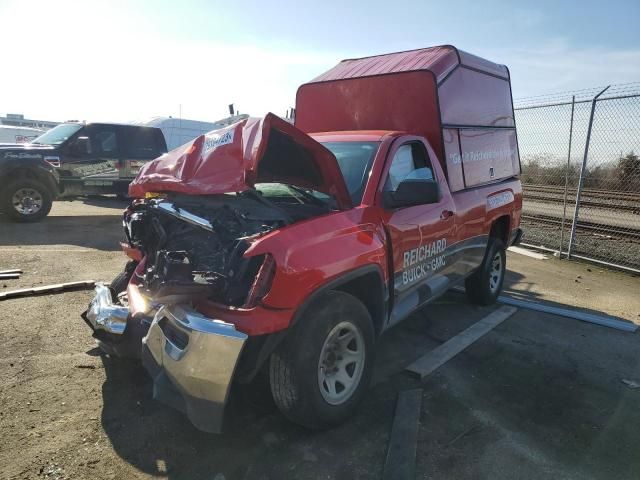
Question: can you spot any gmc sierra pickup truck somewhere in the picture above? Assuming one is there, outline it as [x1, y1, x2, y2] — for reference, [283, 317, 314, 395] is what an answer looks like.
[0, 122, 166, 222]
[83, 46, 523, 433]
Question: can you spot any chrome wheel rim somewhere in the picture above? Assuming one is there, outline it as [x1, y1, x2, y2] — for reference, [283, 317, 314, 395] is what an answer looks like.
[489, 251, 504, 293]
[317, 321, 365, 405]
[12, 188, 43, 215]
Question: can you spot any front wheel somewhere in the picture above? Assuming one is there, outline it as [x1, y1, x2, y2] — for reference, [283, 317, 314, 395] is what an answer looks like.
[2, 179, 53, 222]
[269, 291, 374, 429]
[465, 238, 506, 305]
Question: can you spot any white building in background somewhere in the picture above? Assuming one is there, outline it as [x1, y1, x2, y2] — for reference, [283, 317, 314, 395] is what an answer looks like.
[0, 125, 46, 144]
[0, 112, 252, 149]
[0, 113, 59, 130]
[134, 114, 249, 151]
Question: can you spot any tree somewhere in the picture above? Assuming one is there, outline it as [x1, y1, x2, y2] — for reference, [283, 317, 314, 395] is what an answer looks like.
[617, 151, 640, 191]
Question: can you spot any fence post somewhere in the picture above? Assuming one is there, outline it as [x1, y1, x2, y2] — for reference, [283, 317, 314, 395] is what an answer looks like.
[558, 95, 575, 257]
[567, 86, 610, 259]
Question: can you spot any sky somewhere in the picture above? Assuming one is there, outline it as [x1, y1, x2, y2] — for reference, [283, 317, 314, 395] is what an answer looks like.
[1, 0, 639, 123]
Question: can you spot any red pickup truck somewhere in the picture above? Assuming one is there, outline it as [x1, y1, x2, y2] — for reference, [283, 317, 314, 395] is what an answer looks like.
[83, 46, 523, 433]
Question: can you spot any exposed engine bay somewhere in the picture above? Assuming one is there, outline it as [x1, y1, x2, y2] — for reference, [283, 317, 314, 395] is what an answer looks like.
[124, 187, 331, 307]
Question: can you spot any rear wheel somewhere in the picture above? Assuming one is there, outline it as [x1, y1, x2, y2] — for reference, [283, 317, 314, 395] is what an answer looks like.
[465, 238, 506, 305]
[2, 179, 53, 222]
[269, 291, 374, 429]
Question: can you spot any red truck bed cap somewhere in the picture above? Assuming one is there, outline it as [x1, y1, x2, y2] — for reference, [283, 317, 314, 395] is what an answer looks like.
[296, 45, 519, 192]
[311, 45, 509, 83]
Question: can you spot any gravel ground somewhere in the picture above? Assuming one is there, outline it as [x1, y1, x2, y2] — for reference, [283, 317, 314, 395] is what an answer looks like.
[521, 218, 640, 270]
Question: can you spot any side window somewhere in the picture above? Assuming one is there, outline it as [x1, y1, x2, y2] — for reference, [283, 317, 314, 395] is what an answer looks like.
[383, 143, 434, 191]
[121, 128, 162, 160]
[89, 127, 119, 156]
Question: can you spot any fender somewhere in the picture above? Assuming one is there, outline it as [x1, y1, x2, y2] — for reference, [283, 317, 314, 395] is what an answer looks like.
[289, 263, 388, 330]
[235, 264, 388, 383]
[0, 163, 59, 198]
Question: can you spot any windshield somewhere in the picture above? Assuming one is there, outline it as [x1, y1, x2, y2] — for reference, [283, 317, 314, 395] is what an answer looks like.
[321, 141, 379, 205]
[32, 123, 83, 145]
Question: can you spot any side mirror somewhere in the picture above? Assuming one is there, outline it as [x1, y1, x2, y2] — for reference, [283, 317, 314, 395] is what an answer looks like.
[383, 179, 441, 209]
[70, 136, 91, 156]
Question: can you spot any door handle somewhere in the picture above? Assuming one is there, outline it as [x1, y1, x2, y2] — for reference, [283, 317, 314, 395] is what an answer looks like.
[440, 210, 454, 219]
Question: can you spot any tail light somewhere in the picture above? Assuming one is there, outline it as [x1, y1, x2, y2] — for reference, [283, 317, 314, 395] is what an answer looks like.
[243, 254, 276, 308]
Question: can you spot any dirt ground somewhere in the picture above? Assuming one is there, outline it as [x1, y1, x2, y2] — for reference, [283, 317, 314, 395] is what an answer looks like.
[1, 199, 639, 480]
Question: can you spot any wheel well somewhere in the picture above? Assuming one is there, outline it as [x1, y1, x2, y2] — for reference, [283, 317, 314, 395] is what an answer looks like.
[1, 167, 58, 196]
[333, 271, 386, 337]
[490, 215, 510, 246]
[235, 268, 387, 383]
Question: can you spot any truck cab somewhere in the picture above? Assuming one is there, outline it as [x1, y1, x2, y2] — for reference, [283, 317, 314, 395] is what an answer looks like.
[0, 122, 167, 222]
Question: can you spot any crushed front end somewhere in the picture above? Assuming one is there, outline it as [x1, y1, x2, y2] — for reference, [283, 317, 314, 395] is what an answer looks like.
[81, 114, 349, 432]
[83, 189, 329, 432]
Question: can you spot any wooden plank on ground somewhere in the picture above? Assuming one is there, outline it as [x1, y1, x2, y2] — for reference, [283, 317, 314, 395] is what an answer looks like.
[0, 281, 96, 301]
[406, 306, 518, 379]
[498, 296, 637, 332]
[382, 389, 423, 480]
[507, 246, 548, 260]
[0, 273, 21, 280]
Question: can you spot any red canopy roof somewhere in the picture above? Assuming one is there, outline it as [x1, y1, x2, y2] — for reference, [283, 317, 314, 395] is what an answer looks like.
[311, 45, 509, 84]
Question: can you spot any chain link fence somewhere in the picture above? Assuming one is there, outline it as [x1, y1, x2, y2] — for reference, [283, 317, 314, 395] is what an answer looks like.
[514, 83, 640, 272]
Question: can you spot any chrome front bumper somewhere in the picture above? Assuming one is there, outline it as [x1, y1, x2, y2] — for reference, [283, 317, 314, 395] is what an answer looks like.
[85, 283, 129, 335]
[141, 304, 248, 433]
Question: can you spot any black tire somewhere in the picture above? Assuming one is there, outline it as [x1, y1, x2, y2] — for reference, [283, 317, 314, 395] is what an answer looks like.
[269, 290, 375, 429]
[108, 261, 137, 296]
[109, 270, 131, 296]
[2, 179, 53, 223]
[465, 237, 506, 305]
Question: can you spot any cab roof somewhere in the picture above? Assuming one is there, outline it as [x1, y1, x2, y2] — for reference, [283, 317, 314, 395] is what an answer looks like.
[310, 130, 399, 142]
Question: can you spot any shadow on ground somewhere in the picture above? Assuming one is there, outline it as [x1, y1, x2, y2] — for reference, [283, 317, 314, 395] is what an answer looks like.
[98, 352, 398, 479]
[95, 286, 640, 479]
[0, 214, 124, 251]
[95, 300, 495, 479]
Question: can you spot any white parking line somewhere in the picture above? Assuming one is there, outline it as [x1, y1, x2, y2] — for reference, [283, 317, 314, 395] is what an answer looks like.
[508, 246, 548, 260]
[406, 306, 518, 379]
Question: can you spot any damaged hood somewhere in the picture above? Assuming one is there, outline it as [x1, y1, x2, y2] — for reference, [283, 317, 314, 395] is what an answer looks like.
[129, 113, 352, 209]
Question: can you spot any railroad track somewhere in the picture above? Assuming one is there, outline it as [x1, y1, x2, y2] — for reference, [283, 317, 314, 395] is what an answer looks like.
[522, 214, 640, 240]
[523, 184, 640, 203]
[524, 194, 640, 213]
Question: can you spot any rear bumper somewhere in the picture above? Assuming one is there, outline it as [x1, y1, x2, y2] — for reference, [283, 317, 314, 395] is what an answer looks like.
[141, 304, 248, 433]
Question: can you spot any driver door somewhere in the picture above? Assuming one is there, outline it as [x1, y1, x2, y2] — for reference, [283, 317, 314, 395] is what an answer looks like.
[379, 139, 457, 326]
[64, 125, 120, 182]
